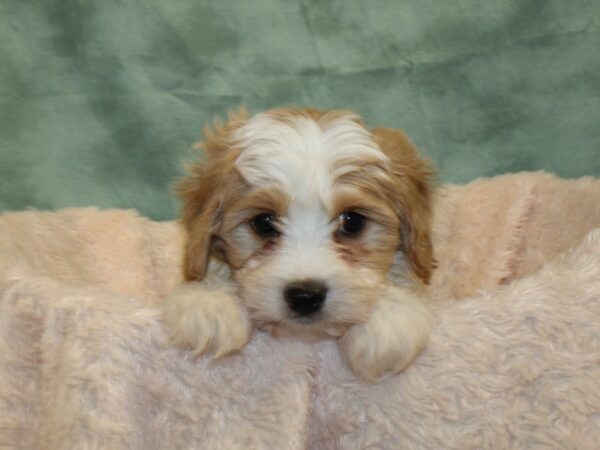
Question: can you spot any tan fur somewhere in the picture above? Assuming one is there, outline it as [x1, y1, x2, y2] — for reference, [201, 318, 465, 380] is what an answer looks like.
[176, 109, 249, 281]
[372, 127, 436, 284]
[262, 106, 361, 129]
[331, 190, 400, 274]
[219, 187, 289, 270]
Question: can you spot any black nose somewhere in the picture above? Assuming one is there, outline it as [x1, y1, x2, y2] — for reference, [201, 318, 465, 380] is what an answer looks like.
[283, 281, 328, 316]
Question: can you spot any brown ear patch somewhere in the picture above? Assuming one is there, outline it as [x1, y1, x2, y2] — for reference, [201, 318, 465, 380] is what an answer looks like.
[372, 127, 435, 284]
[175, 109, 248, 281]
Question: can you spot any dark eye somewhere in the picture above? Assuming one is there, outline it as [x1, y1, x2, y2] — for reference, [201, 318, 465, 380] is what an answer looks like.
[250, 213, 279, 237]
[339, 211, 367, 236]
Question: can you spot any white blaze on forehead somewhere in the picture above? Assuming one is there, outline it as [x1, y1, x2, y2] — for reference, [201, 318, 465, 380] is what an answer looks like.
[233, 112, 390, 204]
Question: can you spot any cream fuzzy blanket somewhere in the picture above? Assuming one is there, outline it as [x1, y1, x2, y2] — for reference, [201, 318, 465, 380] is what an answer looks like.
[1, 172, 600, 449]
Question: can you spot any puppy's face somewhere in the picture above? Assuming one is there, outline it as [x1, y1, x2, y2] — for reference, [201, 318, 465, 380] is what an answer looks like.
[178, 108, 433, 337]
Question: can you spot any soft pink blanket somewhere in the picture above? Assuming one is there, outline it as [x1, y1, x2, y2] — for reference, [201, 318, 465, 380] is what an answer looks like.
[1, 172, 600, 449]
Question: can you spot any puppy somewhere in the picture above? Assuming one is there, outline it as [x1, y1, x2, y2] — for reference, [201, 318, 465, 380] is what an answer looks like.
[163, 107, 434, 382]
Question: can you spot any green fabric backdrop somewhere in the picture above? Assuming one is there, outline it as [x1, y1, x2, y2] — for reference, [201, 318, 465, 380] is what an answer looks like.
[1, 0, 599, 220]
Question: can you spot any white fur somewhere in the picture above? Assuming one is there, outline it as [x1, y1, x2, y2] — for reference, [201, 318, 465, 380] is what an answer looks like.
[236, 243, 384, 337]
[234, 112, 389, 196]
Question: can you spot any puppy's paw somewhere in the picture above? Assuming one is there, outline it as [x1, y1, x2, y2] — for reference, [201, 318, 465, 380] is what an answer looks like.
[340, 286, 433, 382]
[162, 282, 252, 358]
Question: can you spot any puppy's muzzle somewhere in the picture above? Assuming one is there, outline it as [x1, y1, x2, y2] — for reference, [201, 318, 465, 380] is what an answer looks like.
[283, 280, 328, 316]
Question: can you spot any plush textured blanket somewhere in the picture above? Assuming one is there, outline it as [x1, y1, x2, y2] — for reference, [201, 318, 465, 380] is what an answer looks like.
[1, 172, 600, 449]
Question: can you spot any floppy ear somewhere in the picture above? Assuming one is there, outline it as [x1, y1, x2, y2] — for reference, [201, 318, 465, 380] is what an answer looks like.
[177, 163, 224, 282]
[372, 127, 435, 284]
[176, 109, 248, 281]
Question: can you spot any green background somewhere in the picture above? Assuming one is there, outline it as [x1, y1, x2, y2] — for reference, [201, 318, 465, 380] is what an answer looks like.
[1, 0, 599, 220]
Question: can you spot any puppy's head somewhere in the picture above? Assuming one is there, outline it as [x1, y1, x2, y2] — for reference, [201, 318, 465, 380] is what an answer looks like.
[178, 107, 434, 337]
